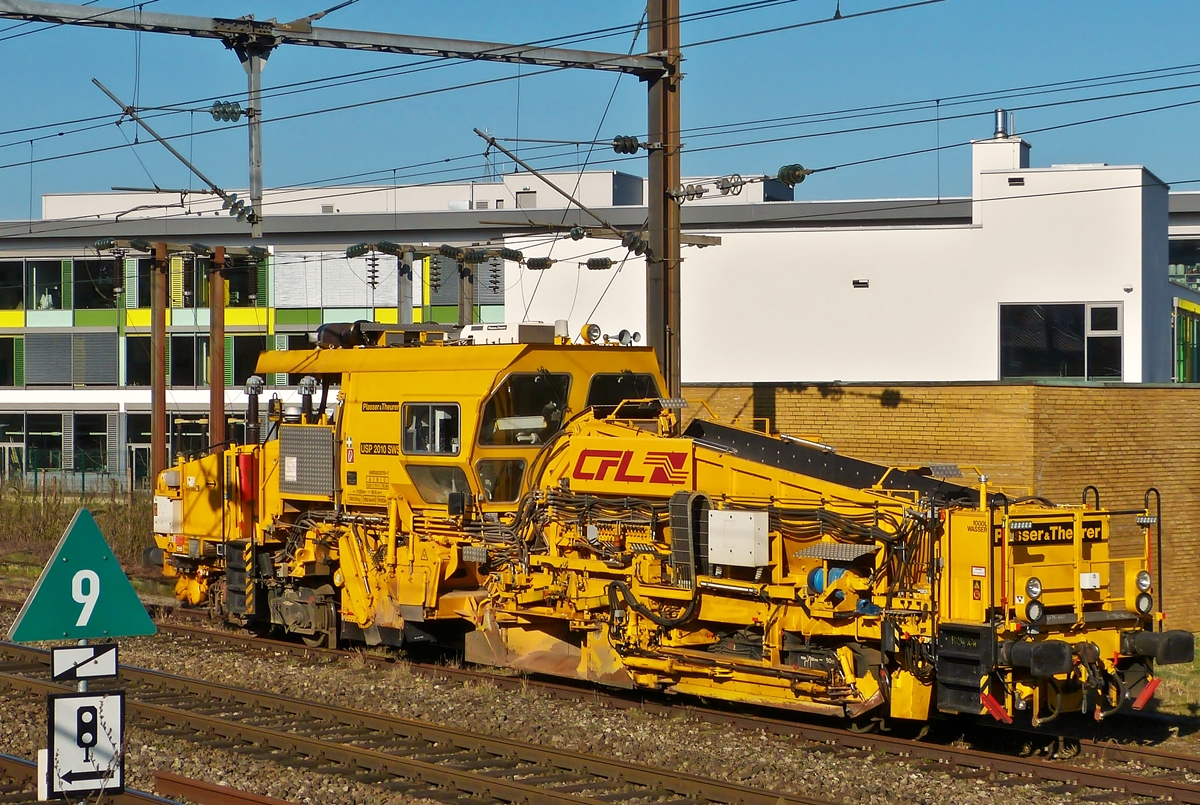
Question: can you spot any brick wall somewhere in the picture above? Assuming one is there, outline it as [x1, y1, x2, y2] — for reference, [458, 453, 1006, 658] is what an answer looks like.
[683, 383, 1200, 631]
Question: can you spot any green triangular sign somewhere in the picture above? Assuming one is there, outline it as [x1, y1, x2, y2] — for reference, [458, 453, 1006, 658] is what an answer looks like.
[8, 508, 157, 642]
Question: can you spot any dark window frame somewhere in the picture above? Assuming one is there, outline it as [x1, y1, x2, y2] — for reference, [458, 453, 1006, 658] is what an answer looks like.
[402, 402, 461, 456]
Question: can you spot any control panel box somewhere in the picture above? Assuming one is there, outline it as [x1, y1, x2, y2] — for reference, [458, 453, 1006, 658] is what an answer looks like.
[707, 510, 769, 567]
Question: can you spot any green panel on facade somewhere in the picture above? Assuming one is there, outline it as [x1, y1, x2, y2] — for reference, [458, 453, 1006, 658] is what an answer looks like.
[60, 260, 72, 310]
[428, 305, 458, 324]
[13, 337, 23, 386]
[256, 259, 269, 308]
[74, 309, 118, 328]
[275, 308, 321, 326]
[224, 335, 234, 386]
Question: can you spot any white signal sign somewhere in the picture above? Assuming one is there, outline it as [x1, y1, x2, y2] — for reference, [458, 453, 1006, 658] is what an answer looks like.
[51, 645, 118, 682]
[48, 691, 124, 796]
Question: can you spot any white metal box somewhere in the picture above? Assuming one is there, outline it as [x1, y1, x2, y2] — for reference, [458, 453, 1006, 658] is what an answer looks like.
[707, 510, 769, 567]
[153, 495, 181, 533]
[1079, 572, 1101, 590]
[460, 322, 555, 345]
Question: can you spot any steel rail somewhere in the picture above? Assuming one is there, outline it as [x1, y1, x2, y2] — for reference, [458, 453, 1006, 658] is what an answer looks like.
[152, 771, 298, 805]
[0, 751, 182, 805]
[0, 643, 829, 805]
[151, 622, 1200, 800]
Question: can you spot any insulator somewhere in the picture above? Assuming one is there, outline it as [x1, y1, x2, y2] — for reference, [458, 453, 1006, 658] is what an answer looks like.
[498, 248, 523, 262]
[684, 183, 707, 201]
[777, 163, 811, 188]
[237, 206, 253, 223]
[620, 232, 647, 256]
[247, 246, 269, 259]
[210, 101, 242, 123]
[488, 262, 501, 293]
[462, 249, 488, 264]
[717, 174, 745, 196]
[439, 244, 464, 259]
[568, 226, 586, 241]
[586, 257, 613, 271]
[525, 257, 554, 271]
[611, 135, 640, 154]
[129, 238, 152, 253]
[221, 193, 237, 210]
[345, 243, 371, 259]
[366, 254, 380, 290]
[428, 260, 442, 292]
[375, 240, 403, 256]
[93, 238, 116, 251]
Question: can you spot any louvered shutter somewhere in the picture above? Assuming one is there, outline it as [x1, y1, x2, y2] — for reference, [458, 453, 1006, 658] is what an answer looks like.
[255, 258, 268, 307]
[169, 256, 184, 308]
[24, 333, 72, 384]
[60, 260, 72, 310]
[72, 333, 118, 386]
[124, 259, 137, 309]
[106, 413, 119, 474]
[273, 334, 288, 386]
[13, 337, 23, 386]
[61, 414, 73, 471]
[224, 335, 234, 386]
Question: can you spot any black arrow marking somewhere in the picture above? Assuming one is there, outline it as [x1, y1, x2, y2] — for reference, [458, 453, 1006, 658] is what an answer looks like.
[60, 769, 112, 784]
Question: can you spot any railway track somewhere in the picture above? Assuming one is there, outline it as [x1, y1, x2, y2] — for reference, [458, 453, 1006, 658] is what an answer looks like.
[7, 595, 1200, 802]
[156, 621, 1200, 781]
[0, 641, 831, 805]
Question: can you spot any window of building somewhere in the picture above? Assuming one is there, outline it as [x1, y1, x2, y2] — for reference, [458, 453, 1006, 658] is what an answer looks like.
[135, 259, 152, 308]
[73, 413, 108, 472]
[126, 336, 151, 387]
[0, 414, 23, 443]
[476, 459, 524, 502]
[1176, 305, 1200, 382]
[225, 261, 259, 308]
[27, 261, 63, 310]
[73, 259, 119, 309]
[0, 337, 17, 386]
[170, 335, 210, 387]
[171, 413, 208, 462]
[478, 372, 571, 445]
[232, 335, 267, 386]
[1169, 240, 1200, 292]
[26, 413, 62, 470]
[127, 413, 151, 444]
[402, 403, 460, 455]
[286, 333, 312, 385]
[0, 261, 22, 309]
[1000, 303, 1122, 381]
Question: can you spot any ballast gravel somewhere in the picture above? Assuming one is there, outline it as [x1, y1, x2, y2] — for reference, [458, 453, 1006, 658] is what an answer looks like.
[0, 577, 1173, 804]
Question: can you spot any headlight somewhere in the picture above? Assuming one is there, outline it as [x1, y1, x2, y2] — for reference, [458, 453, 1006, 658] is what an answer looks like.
[1025, 599, 1046, 623]
[1136, 592, 1154, 616]
[1025, 576, 1042, 599]
[1136, 570, 1152, 592]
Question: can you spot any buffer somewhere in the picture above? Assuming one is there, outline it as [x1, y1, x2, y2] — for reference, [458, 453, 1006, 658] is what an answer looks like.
[8, 509, 157, 642]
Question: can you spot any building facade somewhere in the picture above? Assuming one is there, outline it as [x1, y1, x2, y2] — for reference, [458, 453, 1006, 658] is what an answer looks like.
[0, 128, 1197, 487]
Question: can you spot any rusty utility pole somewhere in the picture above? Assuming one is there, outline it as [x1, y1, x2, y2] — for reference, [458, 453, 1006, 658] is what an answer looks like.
[646, 0, 682, 399]
[209, 247, 226, 451]
[151, 242, 168, 478]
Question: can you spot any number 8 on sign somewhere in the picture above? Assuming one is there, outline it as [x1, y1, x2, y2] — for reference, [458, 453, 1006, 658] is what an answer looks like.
[72, 570, 99, 627]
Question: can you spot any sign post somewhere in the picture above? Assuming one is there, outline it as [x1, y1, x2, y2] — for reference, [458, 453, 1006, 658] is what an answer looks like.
[9, 509, 155, 799]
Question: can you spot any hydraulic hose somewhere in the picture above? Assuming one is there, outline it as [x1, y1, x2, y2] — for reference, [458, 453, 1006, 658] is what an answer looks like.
[608, 579, 698, 629]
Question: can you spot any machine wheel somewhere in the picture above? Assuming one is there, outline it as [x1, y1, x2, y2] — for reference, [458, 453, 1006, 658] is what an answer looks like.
[301, 631, 331, 649]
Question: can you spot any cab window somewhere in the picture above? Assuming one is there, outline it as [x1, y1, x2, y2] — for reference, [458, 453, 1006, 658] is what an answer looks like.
[587, 372, 660, 417]
[406, 465, 471, 504]
[402, 403, 460, 455]
[477, 459, 525, 502]
[479, 372, 571, 446]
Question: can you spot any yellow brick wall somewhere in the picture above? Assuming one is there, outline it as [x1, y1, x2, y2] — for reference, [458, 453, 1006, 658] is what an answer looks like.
[684, 383, 1200, 631]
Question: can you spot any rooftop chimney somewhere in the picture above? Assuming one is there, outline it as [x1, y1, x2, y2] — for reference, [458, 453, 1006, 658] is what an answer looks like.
[994, 108, 1008, 138]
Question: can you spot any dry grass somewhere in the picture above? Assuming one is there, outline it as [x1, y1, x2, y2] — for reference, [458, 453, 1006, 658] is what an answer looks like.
[1153, 647, 1200, 716]
[0, 482, 152, 569]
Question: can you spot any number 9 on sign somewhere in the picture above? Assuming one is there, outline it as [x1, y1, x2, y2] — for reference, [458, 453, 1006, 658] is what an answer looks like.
[72, 569, 99, 627]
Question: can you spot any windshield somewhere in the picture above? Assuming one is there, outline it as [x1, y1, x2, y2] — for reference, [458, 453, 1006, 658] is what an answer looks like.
[478, 372, 571, 446]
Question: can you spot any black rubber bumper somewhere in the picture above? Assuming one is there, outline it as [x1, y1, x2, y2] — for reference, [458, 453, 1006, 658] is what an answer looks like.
[1122, 629, 1196, 665]
[1000, 639, 1074, 677]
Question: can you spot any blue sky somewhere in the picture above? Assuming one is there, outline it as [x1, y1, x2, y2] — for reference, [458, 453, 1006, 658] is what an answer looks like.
[1, 0, 1199, 220]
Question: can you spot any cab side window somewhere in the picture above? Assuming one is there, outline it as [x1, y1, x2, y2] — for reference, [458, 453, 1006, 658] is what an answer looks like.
[402, 403, 460, 455]
[478, 372, 571, 446]
[587, 372, 660, 417]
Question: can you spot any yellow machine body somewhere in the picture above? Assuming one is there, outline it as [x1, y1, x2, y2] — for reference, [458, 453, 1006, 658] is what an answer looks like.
[153, 331, 1191, 722]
